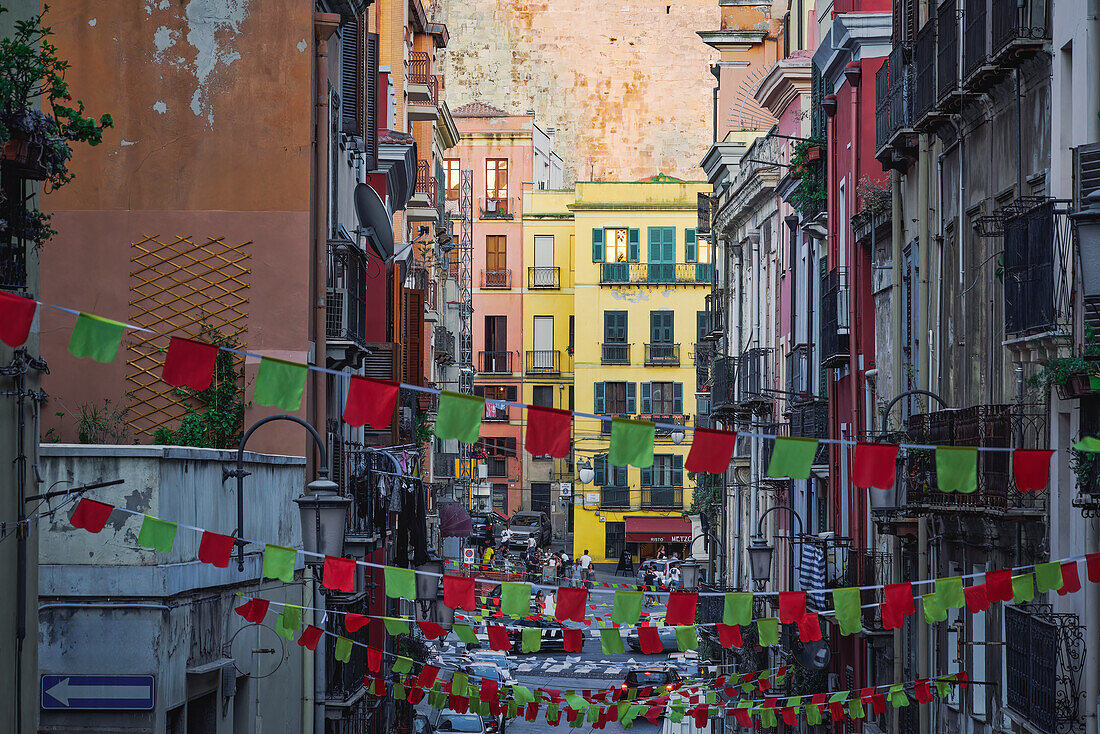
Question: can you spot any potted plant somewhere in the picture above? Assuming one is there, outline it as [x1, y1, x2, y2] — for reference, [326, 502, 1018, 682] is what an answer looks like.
[1029, 326, 1100, 399]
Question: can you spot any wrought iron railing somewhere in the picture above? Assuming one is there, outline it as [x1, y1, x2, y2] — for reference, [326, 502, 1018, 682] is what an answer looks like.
[937, 0, 959, 101]
[408, 51, 438, 104]
[821, 267, 849, 367]
[528, 266, 560, 289]
[711, 355, 735, 409]
[875, 44, 912, 152]
[525, 350, 560, 373]
[483, 400, 510, 422]
[601, 486, 630, 508]
[1005, 604, 1083, 734]
[825, 548, 892, 589]
[785, 345, 812, 401]
[962, 0, 988, 80]
[738, 347, 772, 403]
[641, 414, 690, 436]
[790, 401, 829, 464]
[991, 0, 1050, 55]
[644, 343, 680, 366]
[0, 240, 26, 292]
[913, 21, 936, 121]
[1004, 200, 1072, 337]
[480, 268, 512, 289]
[641, 487, 683, 508]
[326, 599, 369, 701]
[415, 159, 437, 208]
[434, 326, 455, 364]
[599, 262, 712, 285]
[479, 197, 515, 220]
[478, 350, 514, 373]
[601, 342, 630, 365]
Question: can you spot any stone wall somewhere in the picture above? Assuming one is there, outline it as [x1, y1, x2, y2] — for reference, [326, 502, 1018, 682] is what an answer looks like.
[439, 0, 719, 182]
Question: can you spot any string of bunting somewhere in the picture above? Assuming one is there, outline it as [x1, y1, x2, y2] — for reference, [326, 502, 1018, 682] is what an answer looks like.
[0, 291, 1074, 489]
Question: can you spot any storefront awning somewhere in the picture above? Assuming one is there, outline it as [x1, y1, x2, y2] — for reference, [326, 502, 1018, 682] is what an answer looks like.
[624, 516, 692, 544]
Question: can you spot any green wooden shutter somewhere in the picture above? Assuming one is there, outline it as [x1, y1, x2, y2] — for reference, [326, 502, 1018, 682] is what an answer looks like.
[640, 465, 652, 487]
[685, 228, 696, 262]
[648, 227, 661, 262]
[595, 454, 607, 486]
[594, 382, 605, 413]
[640, 382, 652, 413]
[697, 311, 707, 341]
[673, 383, 683, 414]
[663, 227, 676, 263]
[672, 455, 683, 487]
[628, 229, 640, 262]
[592, 228, 604, 262]
[626, 383, 636, 414]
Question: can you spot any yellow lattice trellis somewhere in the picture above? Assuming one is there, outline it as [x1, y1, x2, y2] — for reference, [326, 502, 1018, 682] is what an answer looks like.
[127, 235, 251, 438]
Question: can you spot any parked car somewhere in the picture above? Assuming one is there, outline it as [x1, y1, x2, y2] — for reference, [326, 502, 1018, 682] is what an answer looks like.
[621, 666, 683, 693]
[469, 510, 508, 546]
[436, 713, 486, 733]
[507, 511, 552, 548]
[636, 559, 682, 587]
[465, 662, 517, 689]
[413, 714, 435, 734]
[507, 617, 567, 652]
[625, 625, 679, 653]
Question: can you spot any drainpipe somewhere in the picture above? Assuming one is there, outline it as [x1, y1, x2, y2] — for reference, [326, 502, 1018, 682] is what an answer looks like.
[891, 170, 903, 395]
[303, 571, 315, 734]
[917, 134, 931, 395]
[918, 516, 930, 734]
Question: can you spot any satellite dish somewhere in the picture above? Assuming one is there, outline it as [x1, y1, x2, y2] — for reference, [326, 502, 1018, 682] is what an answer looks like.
[354, 182, 395, 261]
[795, 639, 832, 671]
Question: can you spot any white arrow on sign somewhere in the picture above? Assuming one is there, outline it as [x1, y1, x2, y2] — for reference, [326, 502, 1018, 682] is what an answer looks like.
[45, 678, 151, 707]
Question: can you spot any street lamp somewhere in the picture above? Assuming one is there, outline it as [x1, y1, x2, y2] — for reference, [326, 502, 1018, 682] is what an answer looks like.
[1073, 190, 1100, 299]
[416, 553, 444, 616]
[747, 537, 775, 585]
[671, 429, 685, 444]
[679, 558, 701, 590]
[577, 458, 595, 485]
[294, 478, 351, 560]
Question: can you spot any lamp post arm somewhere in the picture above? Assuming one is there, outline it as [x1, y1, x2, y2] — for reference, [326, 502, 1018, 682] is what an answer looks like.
[228, 414, 331, 572]
[755, 504, 804, 539]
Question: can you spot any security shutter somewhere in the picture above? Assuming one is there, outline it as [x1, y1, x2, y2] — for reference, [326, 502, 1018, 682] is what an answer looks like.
[403, 290, 424, 385]
[364, 32, 379, 169]
[340, 18, 362, 137]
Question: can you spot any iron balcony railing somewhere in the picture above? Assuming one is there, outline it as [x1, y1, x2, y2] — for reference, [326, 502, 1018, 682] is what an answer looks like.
[599, 262, 713, 285]
[875, 44, 912, 153]
[526, 350, 560, 374]
[0, 240, 26, 292]
[434, 326, 455, 364]
[601, 486, 630, 508]
[528, 266, 560, 289]
[601, 342, 630, 365]
[785, 344, 812, 402]
[644, 343, 680, 366]
[821, 267, 849, 367]
[483, 401, 510, 422]
[408, 51, 438, 105]
[790, 401, 829, 464]
[415, 159, 437, 209]
[711, 355, 735, 409]
[738, 347, 772, 404]
[434, 451, 457, 478]
[325, 600, 369, 701]
[480, 197, 516, 220]
[913, 22, 936, 122]
[481, 268, 512, 289]
[478, 350, 514, 373]
[991, 0, 1050, 57]
[963, 0, 988, 81]
[825, 548, 893, 589]
[937, 0, 959, 101]
[640, 487, 683, 508]
[1005, 605, 1073, 733]
[1004, 200, 1070, 336]
[641, 414, 690, 436]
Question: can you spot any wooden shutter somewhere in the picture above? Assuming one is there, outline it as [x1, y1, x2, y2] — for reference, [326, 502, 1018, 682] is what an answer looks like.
[1077, 142, 1100, 207]
[592, 229, 604, 262]
[640, 465, 652, 487]
[672, 455, 683, 487]
[663, 228, 675, 263]
[640, 382, 652, 413]
[364, 32, 379, 169]
[506, 386, 517, 401]
[673, 383, 683, 414]
[403, 289, 424, 385]
[697, 311, 707, 341]
[595, 454, 607, 486]
[648, 227, 660, 262]
[340, 18, 361, 136]
[685, 229, 696, 263]
[594, 382, 605, 413]
[626, 382, 636, 413]
[628, 228, 640, 262]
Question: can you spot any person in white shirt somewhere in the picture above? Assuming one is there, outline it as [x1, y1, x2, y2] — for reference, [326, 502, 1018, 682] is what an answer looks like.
[499, 527, 513, 548]
[579, 550, 594, 588]
[527, 536, 536, 550]
[579, 551, 592, 569]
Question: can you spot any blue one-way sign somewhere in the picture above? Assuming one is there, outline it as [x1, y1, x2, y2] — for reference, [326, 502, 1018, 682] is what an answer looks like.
[42, 675, 155, 710]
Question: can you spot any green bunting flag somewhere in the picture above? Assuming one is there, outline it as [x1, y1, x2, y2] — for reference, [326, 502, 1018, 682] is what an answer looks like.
[608, 418, 655, 468]
[766, 437, 819, 480]
[1012, 573, 1035, 603]
[601, 628, 625, 654]
[723, 592, 753, 626]
[137, 515, 177, 553]
[675, 625, 698, 652]
[334, 636, 353, 663]
[384, 566, 416, 601]
[514, 685, 535, 706]
[69, 313, 127, 363]
[833, 587, 862, 635]
[849, 698, 865, 719]
[262, 544, 297, 583]
[453, 624, 478, 644]
[757, 617, 779, 647]
[888, 684, 909, 708]
[451, 672, 468, 698]
[935, 678, 953, 699]
[500, 582, 531, 616]
[1036, 562, 1064, 593]
[1073, 436, 1100, 452]
[758, 704, 777, 728]
[522, 627, 542, 653]
[434, 391, 484, 444]
[254, 357, 308, 411]
[275, 606, 301, 639]
[382, 617, 410, 635]
[612, 591, 642, 624]
[586, 703, 600, 723]
[564, 693, 586, 711]
[922, 593, 947, 624]
[806, 700, 822, 725]
[393, 656, 413, 674]
[935, 576, 965, 609]
[935, 446, 978, 493]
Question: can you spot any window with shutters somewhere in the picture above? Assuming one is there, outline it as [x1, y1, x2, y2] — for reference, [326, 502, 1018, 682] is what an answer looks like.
[339, 18, 362, 137]
[364, 32, 379, 169]
[486, 235, 507, 270]
[532, 385, 554, 408]
[402, 290, 424, 385]
[650, 311, 674, 343]
[604, 311, 628, 342]
[651, 382, 679, 414]
[475, 385, 515, 421]
[594, 455, 628, 489]
[605, 228, 628, 263]
[444, 159, 461, 200]
[486, 159, 508, 200]
[641, 455, 683, 507]
[595, 381, 633, 415]
[605, 522, 626, 558]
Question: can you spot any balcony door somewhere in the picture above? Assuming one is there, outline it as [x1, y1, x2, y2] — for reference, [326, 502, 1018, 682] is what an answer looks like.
[486, 235, 507, 271]
[485, 315, 507, 371]
[534, 234, 554, 266]
[647, 227, 675, 282]
[533, 316, 554, 370]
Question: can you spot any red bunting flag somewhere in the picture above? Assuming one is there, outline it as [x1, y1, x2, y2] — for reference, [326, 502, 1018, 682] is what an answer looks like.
[487, 625, 511, 651]
[526, 702, 539, 721]
[366, 646, 382, 672]
[716, 622, 743, 649]
[782, 706, 799, 726]
[798, 611, 822, 642]
[525, 406, 572, 458]
[1088, 552, 1100, 583]
[914, 679, 933, 703]
[416, 664, 439, 689]
[691, 705, 709, 729]
[197, 531, 235, 568]
[563, 628, 583, 652]
[556, 586, 587, 622]
[0, 291, 36, 348]
[443, 575, 476, 610]
[448, 695, 468, 714]
[345, 613, 369, 633]
[417, 621, 447, 639]
[665, 592, 698, 625]
[852, 442, 900, 489]
[370, 676, 385, 696]
[70, 498, 114, 533]
[162, 337, 219, 391]
[1059, 561, 1082, 596]
[1012, 449, 1055, 491]
[778, 591, 807, 624]
[407, 687, 424, 705]
[884, 582, 915, 616]
[685, 428, 737, 474]
[479, 677, 498, 703]
[323, 555, 356, 592]
[234, 598, 270, 624]
[985, 569, 1013, 603]
[964, 583, 990, 613]
[872, 693, 887, 715]
[343, 376, 399, 429]
[732, 706, 752, 726]
[830, 698, 846, 721]
[881, 601, 904, 630]
[638, 625, 664, 654]
[297, 625, 323, 650]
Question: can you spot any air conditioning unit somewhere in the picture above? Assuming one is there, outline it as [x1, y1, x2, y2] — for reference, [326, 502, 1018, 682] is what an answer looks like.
[558, 483, 572, 498]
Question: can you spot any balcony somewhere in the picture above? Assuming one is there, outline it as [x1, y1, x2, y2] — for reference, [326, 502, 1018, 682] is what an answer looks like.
[738, 347, 772, 407]
[875, 44, 915, 167]
[962, 0, 1000, 89]
[407, 51, 439, 120]
[528, 266, 560, 289]
[601, 342, 631, 365]
[480, 268, 512, 289]
[825, 547, 892, 589]
[790, 401, 829, 465]
[640, 413, 690, 436]
[1005, 605, 1081, 734]
[936, 0, 961, 105]
[991, 0, 1049, 64]
[695, 342, 715, 390]
[480, 197, 516, 220]
[644, 342, 680, 367]
[434, 326, 455, 364]
[326, 242, 367, 349]
[640, 487, 683, 509]
[408, 159, 439, 223]
[820, 267, 849, 367]
[525, 350, 560, 374]
[1003, 200, 1071, 338]
[434, 451, 457, 478]
[701, 292, 725, 341]
[0, 240, 26, 292]
[601, 486, 630, 509]
[478, 350, 514, 373]
[325, 599, 369, 702]
[710, 355, 736, 411]
[913, 22, 936, 124]
[785, 344, 812, 403]
[599, 262, 713, 286]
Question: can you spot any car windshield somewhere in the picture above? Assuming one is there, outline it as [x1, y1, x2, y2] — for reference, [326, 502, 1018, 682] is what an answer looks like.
[438, 715, 483, 732]
[468, 665, 500, 681]
[626, 671, 670, 686]
[511, 516, 540, 526]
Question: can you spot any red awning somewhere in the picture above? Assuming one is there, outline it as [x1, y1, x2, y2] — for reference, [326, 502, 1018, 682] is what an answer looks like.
[624, 516, 692, 544]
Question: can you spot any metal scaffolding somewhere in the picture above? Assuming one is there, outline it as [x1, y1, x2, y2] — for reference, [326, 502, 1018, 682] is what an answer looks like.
[456, 169, 474, 506]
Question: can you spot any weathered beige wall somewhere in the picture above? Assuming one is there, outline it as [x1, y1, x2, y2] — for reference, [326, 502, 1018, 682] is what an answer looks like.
[439, 0, 719, 182]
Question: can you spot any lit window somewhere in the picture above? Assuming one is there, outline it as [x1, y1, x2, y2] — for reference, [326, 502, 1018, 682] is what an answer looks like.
[605, 228, 628, 263]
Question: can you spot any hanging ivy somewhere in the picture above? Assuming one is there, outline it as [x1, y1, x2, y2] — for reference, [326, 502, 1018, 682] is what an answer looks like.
[789, 138, 826, 216]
